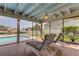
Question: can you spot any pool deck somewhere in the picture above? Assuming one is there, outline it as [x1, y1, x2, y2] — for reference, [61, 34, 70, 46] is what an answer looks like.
[0, 34, 79, 56]
[0, 34, 17, 37]
[0, 41, 29, 56]
[0, 41, 48, 56]
[55, 42, 79, 56]
[0, 40, 79, 56]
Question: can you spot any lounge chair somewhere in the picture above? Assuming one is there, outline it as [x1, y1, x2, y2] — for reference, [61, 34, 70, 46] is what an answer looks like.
[24, 33, 62, 56]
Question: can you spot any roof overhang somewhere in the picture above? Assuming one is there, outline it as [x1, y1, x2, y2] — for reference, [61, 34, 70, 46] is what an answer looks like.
[0, 3, 79, 23]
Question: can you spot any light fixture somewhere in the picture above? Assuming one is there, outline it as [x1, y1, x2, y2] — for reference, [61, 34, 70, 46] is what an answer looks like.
[44, 13, 48, 20]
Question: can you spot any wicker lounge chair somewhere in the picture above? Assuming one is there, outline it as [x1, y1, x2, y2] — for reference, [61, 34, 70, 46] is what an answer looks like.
[24, 33, 62, 56]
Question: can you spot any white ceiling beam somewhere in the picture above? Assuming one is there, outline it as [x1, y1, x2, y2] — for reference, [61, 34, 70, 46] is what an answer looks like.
[22, 4, 38, 16]
[14, 3, 19, 14]
[47, 4, 79, 20]
[67, 9, 72, 15]
[44, 10, 79, 22]
[41, 3, 79, 19]
[49, 3, 79, 16]
[25, 4, 40, 15]
[14, 3, 28, 14]
[35, 4, 59, 17]
[69, 6, 79, 14]
[30, 4, 54, 16]
[37, 4, 68, 19]
[0, 8, 40, 23]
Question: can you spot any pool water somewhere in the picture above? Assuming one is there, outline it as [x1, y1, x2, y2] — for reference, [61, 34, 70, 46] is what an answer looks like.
[0, 36, 17, 42]
[0, 35, 31, 45]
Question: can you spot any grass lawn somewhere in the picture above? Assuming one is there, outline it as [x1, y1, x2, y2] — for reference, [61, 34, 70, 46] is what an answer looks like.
[64, 35, 79, 43]
[75, 36, 79, 43]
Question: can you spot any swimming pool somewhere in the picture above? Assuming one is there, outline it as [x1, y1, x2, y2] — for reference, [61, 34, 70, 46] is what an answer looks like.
[0, 35, 32, 45]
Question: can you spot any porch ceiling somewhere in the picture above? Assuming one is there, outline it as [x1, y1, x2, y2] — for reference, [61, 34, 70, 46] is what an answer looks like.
[0, 3, 79, 23]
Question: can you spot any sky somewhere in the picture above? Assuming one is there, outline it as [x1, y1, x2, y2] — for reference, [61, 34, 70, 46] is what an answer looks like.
[0, 16, 36, 30]
[64, 19, 79, 26]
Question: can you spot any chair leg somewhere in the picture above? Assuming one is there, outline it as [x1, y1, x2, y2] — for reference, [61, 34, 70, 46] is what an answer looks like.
[47, 47, 57, 56]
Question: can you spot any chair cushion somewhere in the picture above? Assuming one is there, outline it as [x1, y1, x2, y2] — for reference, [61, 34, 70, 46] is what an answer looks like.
[26, 41, 42, 50]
